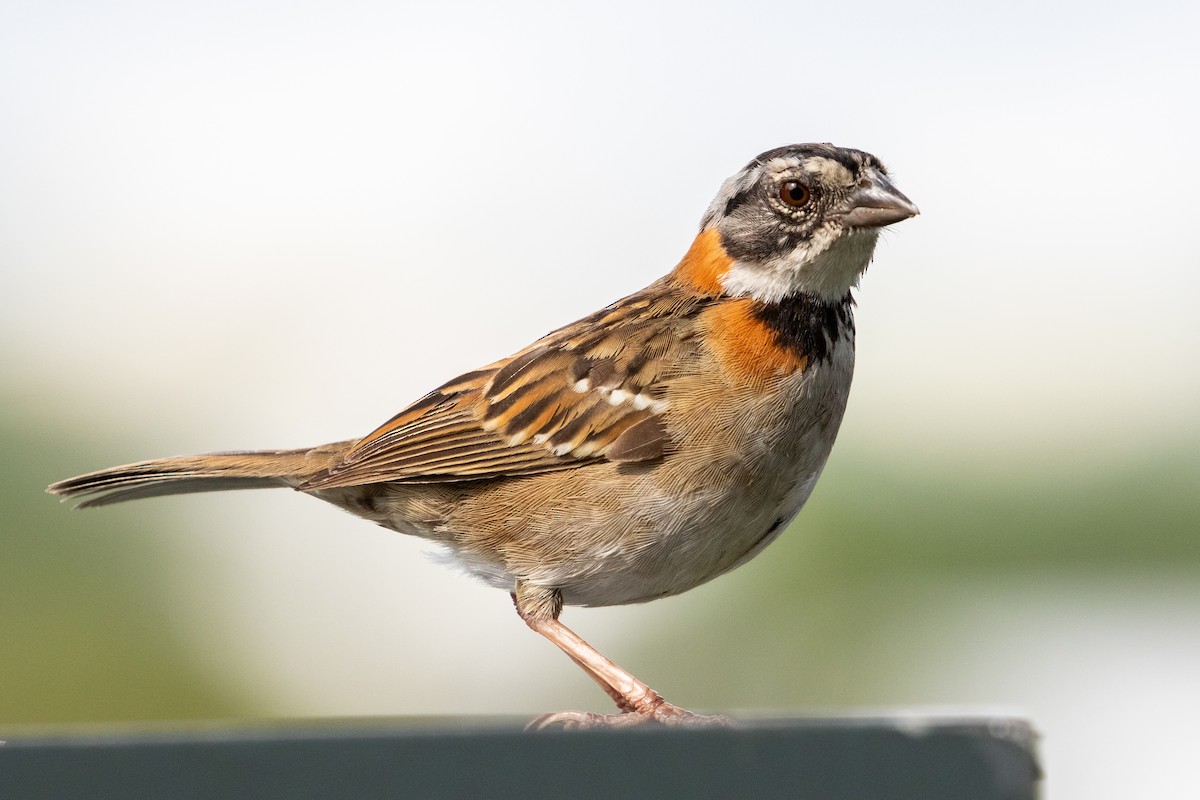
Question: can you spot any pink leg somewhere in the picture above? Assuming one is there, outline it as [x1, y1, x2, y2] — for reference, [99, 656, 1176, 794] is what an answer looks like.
[512, 586, 730, 729]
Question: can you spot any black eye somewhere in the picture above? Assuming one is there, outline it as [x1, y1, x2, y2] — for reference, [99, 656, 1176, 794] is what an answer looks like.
[779, 180, 812, 208]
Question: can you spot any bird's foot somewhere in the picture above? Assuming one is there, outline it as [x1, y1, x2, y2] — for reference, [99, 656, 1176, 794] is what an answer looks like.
[527, 703, 732, 731]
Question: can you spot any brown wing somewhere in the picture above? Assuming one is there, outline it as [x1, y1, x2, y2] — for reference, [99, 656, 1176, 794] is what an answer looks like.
[300, 279, 710, 490]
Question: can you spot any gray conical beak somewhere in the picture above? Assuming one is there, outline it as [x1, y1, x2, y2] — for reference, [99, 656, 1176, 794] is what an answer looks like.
[839, 172, 919, 229]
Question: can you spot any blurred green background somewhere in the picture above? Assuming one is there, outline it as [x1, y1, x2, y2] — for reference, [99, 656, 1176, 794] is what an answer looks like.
[3, 409, 244, 723]
[9, 405, 1196, 722]
[3, 2, 1199, 799]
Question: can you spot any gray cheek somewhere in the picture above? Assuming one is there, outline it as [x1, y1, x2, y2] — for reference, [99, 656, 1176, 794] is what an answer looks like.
[720, 207, 815, 264]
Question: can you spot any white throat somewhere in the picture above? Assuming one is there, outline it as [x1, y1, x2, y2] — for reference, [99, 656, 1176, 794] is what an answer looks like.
[719, 228, 880, 303]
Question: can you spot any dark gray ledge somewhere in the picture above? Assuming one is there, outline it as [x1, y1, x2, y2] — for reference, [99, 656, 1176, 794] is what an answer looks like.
[0, 715, 1039, 800]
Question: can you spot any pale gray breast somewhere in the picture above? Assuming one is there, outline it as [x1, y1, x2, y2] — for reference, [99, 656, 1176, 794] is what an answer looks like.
[554, 330, 857, 607]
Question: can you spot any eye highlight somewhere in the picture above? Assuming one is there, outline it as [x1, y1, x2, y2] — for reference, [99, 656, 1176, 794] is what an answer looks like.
[778, 180, 812, 208]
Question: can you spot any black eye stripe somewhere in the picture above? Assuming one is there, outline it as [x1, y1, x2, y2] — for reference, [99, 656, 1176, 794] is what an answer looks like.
[721, 187, 755, 218]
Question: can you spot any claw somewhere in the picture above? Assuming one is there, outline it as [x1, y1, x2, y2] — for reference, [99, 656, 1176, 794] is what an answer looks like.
[527, 704, 733, 731]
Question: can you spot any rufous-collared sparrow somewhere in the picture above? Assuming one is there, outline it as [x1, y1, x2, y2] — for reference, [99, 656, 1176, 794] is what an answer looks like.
[50, 143, 918, 728]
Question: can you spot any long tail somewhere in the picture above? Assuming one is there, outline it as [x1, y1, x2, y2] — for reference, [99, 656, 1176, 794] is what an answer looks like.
[47, 441, 355, 508]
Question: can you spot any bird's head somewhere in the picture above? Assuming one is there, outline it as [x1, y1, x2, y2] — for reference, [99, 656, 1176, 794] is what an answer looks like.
[678, 144, 918, 303]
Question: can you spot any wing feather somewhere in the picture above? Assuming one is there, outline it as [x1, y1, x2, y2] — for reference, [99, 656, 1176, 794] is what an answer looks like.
[300, 279, 710, 490]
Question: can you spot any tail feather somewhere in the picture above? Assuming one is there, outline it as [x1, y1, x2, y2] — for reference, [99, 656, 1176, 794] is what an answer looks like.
[48, 442, 355, 508]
